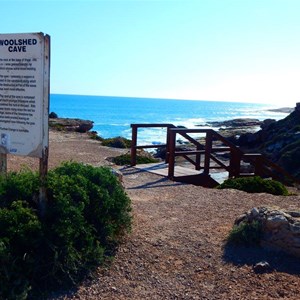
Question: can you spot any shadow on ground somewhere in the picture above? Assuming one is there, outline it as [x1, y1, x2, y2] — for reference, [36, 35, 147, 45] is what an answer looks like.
[120, 166, 187, 189]
[223, 243, 300, 275]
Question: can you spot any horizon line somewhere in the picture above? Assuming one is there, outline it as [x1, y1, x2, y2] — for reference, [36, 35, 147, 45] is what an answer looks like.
[50, 93, 280, 106]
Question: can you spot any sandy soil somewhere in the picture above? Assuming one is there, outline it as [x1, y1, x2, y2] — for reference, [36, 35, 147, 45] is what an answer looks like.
[8, 130, 300, 300]
[6, 130, 127, 172]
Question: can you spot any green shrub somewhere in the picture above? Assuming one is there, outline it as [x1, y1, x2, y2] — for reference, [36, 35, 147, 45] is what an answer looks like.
[0, 162, 132, 299]
[101, 136, 131, 148]
[0, 201, 42, 299]
[49, 111, 58, 118]
[49, 123, 64, 131]
[217, 176, 289, 196]
[48, 162, 132, 244]
[0, 170, 40, 208]
[227, 220, 262, 246]
[113, 153, 159, 165]
[89, 131, 103, 141]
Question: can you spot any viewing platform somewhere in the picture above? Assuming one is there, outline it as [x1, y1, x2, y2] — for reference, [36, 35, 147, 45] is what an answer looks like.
[130, 123, 299, 187]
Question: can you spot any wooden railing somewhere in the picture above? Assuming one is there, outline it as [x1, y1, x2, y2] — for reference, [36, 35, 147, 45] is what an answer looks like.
[130, 123, 176, 166]
[131, 123, 300, 185]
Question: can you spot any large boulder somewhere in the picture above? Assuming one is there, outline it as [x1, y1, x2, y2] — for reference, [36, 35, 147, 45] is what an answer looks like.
[235, 207, 300, 258]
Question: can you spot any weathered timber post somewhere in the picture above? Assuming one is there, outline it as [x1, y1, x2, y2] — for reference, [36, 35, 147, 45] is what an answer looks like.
[168, 129, 176, 179]
[39, 147, 49, 217]
[0, 153, 7, 175]
[229, 148, 241, 178]
[165, 125, 171, 164]
[204, 130, 213, 175]
[131, 125, 137, 166]
[243, 153, 264, 177]
[253, 154, 264, 177]
[38, 34, 50, 217]
[195, 144, 201, 171]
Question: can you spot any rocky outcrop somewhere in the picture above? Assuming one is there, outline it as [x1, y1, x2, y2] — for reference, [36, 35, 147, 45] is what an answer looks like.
[207, 118, 262, 128]
[196, 118, 262, 144]
[237, 105, 300, 179]
[49, 117, 94, 133]
[235, 207, 300, 258]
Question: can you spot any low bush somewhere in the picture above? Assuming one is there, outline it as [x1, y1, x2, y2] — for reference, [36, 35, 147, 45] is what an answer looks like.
[113, 153, 159, 166]
[227, 220, 262, 246]
[49, 111, 58, 118]
[0, 162, 132, 299]
[217, 176, 289, 196]
[0, 201, 42, 299]
[0, 169, 40, 208]
[101, 136, 131, 148]
[88, 131, 103, 141]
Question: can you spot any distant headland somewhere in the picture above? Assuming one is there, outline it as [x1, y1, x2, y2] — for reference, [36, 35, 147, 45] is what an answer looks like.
[267, 107, 294, 113]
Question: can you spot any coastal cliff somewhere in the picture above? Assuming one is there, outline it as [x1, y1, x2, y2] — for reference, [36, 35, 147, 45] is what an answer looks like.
[237, 103, 300, 179]
[49, 114, 93, 133]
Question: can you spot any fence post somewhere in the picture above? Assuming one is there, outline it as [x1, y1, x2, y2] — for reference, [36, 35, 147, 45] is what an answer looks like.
[39, 147, 48, 217]
[168, 129, 176, 179]
[165, 126, 171, 164]
[229, 149, 241, 178]
[196, 144, 201, 170]
[204, 130, 212, 175]
[253, 155, 264, 177]
[0, 153, 7, 175]
[131, 125, 137, 166]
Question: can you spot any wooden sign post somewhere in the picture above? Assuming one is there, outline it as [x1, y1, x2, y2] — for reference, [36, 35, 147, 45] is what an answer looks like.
[0, 32, 50, 214]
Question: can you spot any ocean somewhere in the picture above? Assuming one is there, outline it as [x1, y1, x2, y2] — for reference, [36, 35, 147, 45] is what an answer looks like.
[50, 94, 289, 145]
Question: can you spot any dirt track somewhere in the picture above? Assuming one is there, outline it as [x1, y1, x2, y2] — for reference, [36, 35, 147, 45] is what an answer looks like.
[8, 131, 300, 299]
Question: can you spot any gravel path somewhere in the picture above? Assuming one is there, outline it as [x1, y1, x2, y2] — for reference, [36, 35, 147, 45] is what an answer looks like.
[55, 168, 300, 300]
[8, 131, 300, 299]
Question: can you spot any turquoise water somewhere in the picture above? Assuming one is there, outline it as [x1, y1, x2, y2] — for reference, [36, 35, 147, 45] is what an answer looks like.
[50, 94, 288, 144]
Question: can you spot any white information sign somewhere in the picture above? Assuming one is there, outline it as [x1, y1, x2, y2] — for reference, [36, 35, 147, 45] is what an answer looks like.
[0, 32, 50, 158]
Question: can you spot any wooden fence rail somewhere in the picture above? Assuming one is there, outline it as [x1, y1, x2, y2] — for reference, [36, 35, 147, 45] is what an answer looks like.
[130, 123, 299, 186]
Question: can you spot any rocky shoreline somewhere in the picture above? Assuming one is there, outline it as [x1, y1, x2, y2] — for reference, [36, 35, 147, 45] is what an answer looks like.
[49, 116, 94, 133]
[206, 118, 262, 128]
[49, 106, 293, 139]
[202, 118, 263, 141]
[49, 104, 300, 181]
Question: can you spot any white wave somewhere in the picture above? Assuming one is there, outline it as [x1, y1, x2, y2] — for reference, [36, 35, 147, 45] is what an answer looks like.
[161, 117, 207, 128]
[94, 122, 130, 127]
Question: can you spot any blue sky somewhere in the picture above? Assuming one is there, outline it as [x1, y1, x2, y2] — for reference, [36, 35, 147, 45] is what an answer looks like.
[1, 0, 299, 106]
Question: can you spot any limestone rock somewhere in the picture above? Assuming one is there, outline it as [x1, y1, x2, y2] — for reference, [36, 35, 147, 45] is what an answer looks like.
[49, 117, 94, 133]
[253, 261, 271, 274]
[110, 168, 124, 187]
[207, 118, 262, 128]
[234, 207, 300, 258]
